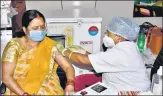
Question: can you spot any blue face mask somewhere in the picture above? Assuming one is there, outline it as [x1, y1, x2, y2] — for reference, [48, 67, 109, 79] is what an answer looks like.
[28, 30, 46, 41]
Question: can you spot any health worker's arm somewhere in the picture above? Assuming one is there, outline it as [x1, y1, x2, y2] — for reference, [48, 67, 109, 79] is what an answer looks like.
[63, 49, 91, 65]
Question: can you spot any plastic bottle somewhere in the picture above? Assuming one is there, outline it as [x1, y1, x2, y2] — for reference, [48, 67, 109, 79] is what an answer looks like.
[65, 27, 73, 48]
[151, 66, 162, 95]
[137, 32, 146, 53]
[134, 0, 139, 4]
[140, 0, 156, 5]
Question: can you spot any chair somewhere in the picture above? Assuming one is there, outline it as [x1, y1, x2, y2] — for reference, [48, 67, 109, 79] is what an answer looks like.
[56, 66, 67, 89]
[74, 73, 102, 92]
[0, 83, 6, 95]
[150, 46, 163, 81]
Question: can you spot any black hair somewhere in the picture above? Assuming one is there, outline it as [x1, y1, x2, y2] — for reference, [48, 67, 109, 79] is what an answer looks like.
[22, 10, 45, 28]
[102, 43, 108, 52]
[13, 29, 25, 38]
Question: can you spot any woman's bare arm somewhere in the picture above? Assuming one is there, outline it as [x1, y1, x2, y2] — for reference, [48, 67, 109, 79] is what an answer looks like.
[54, 48, 75, 82]
[2, 61, 25, 95]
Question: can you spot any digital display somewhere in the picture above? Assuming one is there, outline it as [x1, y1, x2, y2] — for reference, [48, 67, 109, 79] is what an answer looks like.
[91, 84, 107, 93]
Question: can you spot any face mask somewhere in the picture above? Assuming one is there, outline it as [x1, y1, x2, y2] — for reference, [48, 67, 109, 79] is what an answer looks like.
[28, 30, 46, 41]
[103, 35, 115, 48]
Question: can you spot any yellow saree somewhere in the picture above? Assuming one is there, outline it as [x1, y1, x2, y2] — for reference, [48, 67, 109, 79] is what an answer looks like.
[2, 37, 64, 95]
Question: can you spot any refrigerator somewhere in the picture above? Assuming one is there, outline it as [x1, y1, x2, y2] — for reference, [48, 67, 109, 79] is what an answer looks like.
[45, 9, 102, 91]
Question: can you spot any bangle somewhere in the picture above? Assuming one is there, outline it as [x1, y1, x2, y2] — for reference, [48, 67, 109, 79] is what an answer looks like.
[62, 48, 68, 56]
[21, 92, 28, 96]
[68, 51, 73, 59]
[66, 79, 75, 87]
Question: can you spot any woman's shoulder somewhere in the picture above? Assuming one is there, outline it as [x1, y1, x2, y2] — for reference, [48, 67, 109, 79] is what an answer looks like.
[6, 37, 23, 50]
[7, 37, 19, 45]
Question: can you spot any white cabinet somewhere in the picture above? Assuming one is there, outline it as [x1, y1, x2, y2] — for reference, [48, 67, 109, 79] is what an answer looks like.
[1, 30, 12, 56]
[0, 29, 12, 82]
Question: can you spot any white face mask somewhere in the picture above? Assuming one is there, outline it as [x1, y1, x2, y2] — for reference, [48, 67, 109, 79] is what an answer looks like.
[103, 35, 115, 48]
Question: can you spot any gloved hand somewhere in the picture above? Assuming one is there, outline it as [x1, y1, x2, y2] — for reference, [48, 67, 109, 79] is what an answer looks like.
[56, 41, 67, 56]
[67, 45, 86, 54]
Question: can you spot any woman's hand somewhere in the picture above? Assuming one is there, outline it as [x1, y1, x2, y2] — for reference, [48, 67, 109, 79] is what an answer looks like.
[64, 84, 75, 95]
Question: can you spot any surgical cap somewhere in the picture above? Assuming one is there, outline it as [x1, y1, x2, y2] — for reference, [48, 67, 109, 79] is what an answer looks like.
[107, 16, 140, 41]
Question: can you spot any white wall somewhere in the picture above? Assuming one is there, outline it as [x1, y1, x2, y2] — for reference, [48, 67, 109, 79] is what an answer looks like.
[25, 1, 62, 15]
